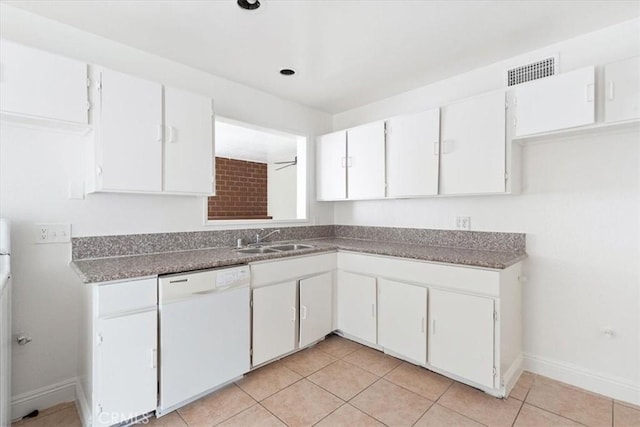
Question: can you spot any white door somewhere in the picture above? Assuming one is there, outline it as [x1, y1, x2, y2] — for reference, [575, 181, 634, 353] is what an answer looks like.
[440, 91, 506, 195]
[337, 271, 377, 344]
[605, 56, 640, 123]
[164, 87, 214, 194]
[96, 310, 157, 426]
[514, 66, 595, 136]
[299, 272, 333, 348]
[316, 130, 347, 201]
[0, 40, 88, 124]
[386, 109, 440, 197]
[429, 289, 495, 388]
[97, 68, 163, 193]
[252, 281, 297, 366]
[347, 121, 386, 199]
[378, 279, 427, 364]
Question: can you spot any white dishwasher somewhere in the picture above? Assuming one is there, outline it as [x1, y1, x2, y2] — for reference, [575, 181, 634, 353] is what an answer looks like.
[157, 265, 250, 416]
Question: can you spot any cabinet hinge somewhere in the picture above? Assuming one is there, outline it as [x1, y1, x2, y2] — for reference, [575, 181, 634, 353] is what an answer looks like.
[493, 311, 498, 321]
[86, 77, 91, 88]
[250, 299, 253, 308]
[97, 74, 103, 92]
[86, 101, 91, 111]
[513, 117, 517, 127]
[504, 172, 509, 182]
[97, 333, 103, 346]
[493, 367, 497, 377]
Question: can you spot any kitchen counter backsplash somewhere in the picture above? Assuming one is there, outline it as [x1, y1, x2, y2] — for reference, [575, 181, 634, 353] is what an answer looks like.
[72, 225, 335, 260]
[72, 224, 525, 260]
[333, 225, 525, 253]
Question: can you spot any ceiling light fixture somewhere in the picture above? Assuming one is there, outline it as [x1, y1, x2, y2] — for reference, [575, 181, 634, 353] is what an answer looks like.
[280, 68, 296, 76]
[237, 0, 260, 10]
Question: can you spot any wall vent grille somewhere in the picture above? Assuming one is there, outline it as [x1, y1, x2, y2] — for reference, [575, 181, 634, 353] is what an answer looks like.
[507, 57, 556, 86]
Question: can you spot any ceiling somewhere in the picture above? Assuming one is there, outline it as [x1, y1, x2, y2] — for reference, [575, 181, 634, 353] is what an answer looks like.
[5, 1, 640, 113]
[215, 120, 298, 164]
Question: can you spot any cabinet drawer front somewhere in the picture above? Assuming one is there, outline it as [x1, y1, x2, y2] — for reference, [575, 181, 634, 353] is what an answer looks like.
[98, 278, 157, 317]
[250, 253, 337, 286]
[338, 252, 500, 297]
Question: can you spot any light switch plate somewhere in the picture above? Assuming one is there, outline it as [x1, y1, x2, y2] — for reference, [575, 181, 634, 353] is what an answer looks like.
[34, 223, 71, 244]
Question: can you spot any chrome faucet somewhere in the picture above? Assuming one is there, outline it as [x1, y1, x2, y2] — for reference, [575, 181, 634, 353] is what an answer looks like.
[255, 229, 281, 245]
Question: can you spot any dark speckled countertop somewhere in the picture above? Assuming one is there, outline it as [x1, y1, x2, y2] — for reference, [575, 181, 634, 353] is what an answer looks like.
[71, 237, 526, 284]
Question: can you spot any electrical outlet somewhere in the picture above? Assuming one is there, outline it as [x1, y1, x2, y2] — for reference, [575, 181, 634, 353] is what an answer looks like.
[455, 216, 471, 230]
[34, 223, 71, 244]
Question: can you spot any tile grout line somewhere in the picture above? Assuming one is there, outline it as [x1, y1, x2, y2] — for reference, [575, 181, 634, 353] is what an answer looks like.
[257, 401, 292, 427]
[521, 400, 591, 426]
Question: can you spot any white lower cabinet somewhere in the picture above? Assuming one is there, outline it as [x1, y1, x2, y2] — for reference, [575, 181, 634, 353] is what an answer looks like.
[377, 279, 427, 364]
[337, 251, 522, 397]
[336, 271, 377, 344]
[96, 311, 157, 425]
[429, 288, 495, 388]
[252, 280, 298, 366]
[78, 278, 158, 427]
[299, 272, 334, 348]
[250, 254, 336, 366]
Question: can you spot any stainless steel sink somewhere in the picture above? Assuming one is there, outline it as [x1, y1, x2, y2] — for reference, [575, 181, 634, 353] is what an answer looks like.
[236, 243, 314, 254]
[268, 244, 314, 251]
[237, 247, 279, 254]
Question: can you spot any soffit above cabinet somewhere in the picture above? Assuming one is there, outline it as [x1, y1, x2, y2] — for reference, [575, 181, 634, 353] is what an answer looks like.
[3, 1, 639, 113]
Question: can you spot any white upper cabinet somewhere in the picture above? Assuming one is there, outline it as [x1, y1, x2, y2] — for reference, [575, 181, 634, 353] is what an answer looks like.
[346, 121, 386, 199]
[89, 67, 214, 195]
[514, 66, 595, 136]
[316, 130, 347, 201]
[94, 68, 163, 193]
[0, 40, 88, 124]
[164, 87, 214, 194]
[386, 109, 440, 198]
[605, 56, 640, 123]
[440, 91, 506, 195]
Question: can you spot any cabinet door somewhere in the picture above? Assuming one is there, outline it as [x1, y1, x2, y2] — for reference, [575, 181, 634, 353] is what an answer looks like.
[252, 281, 297, 366]
[164, 87, 214, 194]
[316, 130, 347, 201]
[386, 109, 440, 197]
[299, 272, 333, 348]
[97, 68, 163, 193]
[440, 92, 506, 195]
[515, 66, 595, 136]
[605, 56, 640, 123]
[378, 279, 427, 364]
[96, 310, 157, 426]
[429, 289, 495, 388]
[347, 121, 386, 199]
[337, 271, 377, 344]
[0, 40, 88, 124]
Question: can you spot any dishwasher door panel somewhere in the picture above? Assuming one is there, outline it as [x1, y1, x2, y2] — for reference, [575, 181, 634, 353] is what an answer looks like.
[159, 285, 250, 413]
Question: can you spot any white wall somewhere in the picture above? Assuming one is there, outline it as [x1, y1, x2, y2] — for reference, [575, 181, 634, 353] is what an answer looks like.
[0, 4, 332, 416]
[333, 19, 640, 402]
[268, 163, 298, 220]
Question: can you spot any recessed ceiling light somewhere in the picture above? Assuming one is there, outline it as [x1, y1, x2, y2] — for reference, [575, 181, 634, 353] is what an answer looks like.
[237, 0, 260, 10]
[280, 68, 296, 76]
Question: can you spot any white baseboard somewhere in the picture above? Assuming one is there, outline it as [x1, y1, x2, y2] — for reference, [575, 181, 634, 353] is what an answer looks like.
[524, 353, 640, 406]
[11, 377, 77, 422]
[75, 380, 90, 427]
[503, 353, 524, 396]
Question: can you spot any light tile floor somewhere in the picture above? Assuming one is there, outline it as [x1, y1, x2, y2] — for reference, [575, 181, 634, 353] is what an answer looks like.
[12, 335, 640, 427]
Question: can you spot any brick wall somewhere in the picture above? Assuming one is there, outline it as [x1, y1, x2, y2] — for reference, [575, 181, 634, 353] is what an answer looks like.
[208, 157, 271, 220]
